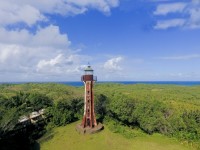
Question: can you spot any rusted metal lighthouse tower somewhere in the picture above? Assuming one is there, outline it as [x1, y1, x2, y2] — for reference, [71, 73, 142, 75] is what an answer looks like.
[81, 65, 97, 128]
[76, 64, 103, 134]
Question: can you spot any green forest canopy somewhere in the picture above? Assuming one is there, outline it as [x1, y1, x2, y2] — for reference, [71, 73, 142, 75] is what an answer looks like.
[0, 83, 200, 148]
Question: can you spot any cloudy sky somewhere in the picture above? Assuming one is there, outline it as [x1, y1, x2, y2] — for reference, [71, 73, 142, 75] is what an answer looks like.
[0, 0, 200, 82]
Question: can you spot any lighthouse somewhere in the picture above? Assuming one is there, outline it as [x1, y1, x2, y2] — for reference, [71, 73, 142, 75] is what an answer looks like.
[76, 64, 103, 134]
[81, 65, 97, 128]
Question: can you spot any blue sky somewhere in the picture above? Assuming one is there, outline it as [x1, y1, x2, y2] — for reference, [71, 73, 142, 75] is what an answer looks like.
[0, 0, 200, 81]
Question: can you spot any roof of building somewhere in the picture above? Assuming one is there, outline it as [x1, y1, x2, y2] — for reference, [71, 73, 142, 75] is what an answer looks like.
[30, 111, 40, 119]
[84, 65, 93, 71]
[39, 108, 45, 115]
[18, 115, 29, 123]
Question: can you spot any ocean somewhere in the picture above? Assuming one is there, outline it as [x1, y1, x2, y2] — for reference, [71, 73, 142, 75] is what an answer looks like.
[1, 81, 200, 87]
[59, 81, 200, 86]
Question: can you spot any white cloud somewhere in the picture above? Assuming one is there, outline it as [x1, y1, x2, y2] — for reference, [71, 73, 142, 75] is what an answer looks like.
[0, 1, 45, 27]
[0, 25, 86, 81]
[0, 25, 70, 48]
[0, 0, 121, 81]
[187, 6, 200, 29]
[0, 44, 35, 74]
[0, 0, 122, 81]
[0, 0, 120, 27]
[154, 3, 186, 15]
[153, 1, 200, 29]
[0, 25, 72, 70]
[36, 54, 82, 74]
[32, 25, 71, 48]
[154, 19, 185, 29]
[37, 54, 65, 74]
[103, 56, 123, 72]
[66, 0, 119, 14]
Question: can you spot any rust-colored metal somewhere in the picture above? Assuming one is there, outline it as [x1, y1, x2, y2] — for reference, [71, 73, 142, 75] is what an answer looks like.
[81, 74, 97, 128]
[76, 65, 103, 134]
[81, 75, 97, 82]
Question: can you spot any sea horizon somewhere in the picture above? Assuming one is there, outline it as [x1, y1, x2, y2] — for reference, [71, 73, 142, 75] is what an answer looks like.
[1, 81, 200, 87]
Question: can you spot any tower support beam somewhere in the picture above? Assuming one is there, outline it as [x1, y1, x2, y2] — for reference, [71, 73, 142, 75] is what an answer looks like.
[76, 65, 103, 134]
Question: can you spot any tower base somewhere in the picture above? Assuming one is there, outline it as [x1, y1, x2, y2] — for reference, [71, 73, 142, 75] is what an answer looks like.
[76, 123, 104, 134]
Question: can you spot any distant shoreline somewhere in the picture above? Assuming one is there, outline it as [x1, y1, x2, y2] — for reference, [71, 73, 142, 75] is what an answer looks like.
[1, 81, 200, 87]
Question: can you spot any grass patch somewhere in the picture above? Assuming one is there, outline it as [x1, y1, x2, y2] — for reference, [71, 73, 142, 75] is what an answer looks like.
[104, 118, 145, 139]
[39, 121, 195, 150]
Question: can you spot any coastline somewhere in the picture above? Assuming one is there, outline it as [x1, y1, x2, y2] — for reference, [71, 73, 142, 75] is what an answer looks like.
[1, 81, 200, 87]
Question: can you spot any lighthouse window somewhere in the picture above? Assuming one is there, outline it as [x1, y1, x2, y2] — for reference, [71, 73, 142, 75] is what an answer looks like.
[87, 91, 89, 95]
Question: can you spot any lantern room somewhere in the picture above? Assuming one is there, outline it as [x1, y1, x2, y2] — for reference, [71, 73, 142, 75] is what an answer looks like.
[84, 65, 93, 75]
[81, 65, 97, 82]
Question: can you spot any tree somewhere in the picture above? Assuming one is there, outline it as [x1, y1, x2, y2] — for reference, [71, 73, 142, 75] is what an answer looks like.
[95, 94, 108, 122]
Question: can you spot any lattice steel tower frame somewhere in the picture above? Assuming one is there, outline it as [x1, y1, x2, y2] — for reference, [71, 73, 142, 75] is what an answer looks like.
[81, 65, 97, 128]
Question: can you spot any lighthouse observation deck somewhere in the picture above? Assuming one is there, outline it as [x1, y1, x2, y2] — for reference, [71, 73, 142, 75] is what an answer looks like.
[81, 75, 97, 82]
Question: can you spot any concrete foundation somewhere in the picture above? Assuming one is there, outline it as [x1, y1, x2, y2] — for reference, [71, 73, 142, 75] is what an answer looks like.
[76, 123, 104, 134]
